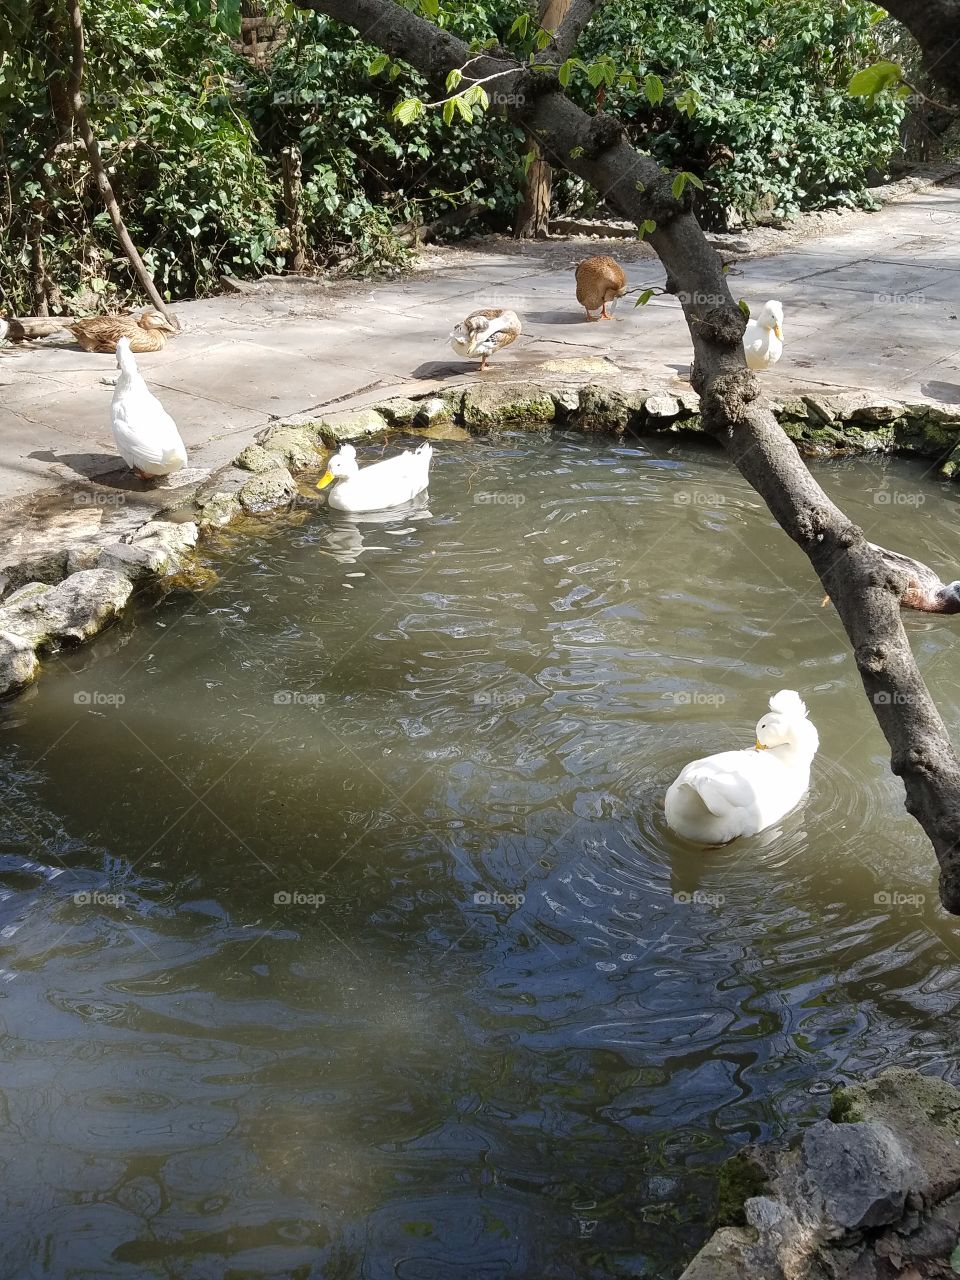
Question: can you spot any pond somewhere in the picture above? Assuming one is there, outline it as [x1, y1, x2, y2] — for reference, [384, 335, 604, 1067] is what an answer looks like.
[2, 432, 959, 1279]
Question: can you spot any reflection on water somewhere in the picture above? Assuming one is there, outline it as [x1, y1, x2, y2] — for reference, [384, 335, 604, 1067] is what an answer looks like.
[1, 434, 959, 1278]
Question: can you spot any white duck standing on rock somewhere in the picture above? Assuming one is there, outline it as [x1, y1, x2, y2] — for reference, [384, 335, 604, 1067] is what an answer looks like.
[743, 300, 784, 371]
[316, 442, 432, 514]
[110, 336, 188, 480]
[665, 690, 818, 843]
[450, 309, 521, 371]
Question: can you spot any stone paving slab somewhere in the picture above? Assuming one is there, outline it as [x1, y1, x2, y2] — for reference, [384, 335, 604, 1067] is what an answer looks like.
[2, 177, 960, 514]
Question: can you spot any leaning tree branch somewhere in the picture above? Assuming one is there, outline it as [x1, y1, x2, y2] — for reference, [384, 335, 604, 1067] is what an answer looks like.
[546, 0, 610, 62]
[879, 0, 960, 99]
[65, 0, 174, 322]
[292, 0, 960, 912]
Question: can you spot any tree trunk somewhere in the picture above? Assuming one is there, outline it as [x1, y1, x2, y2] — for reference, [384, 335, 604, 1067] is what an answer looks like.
[514, 0, 572, 239]
[65, 0, 175, 321]
[293, 0, 960, 913]
[281, 145, 308, 272]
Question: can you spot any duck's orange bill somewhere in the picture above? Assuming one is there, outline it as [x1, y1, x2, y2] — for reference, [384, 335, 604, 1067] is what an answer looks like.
[316, 471, 335, 490]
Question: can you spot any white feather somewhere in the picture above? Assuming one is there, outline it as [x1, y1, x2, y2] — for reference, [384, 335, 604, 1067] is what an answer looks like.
[110, 338, 187, 477]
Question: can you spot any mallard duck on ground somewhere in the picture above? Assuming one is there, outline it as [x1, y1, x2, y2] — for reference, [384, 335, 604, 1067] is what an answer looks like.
[110, 336, 188, 480]
[575, 256, 627, 321]
[316, 442, 432, 513]
[449, 309, 521, 371]
[743, 300, 784, 370]
[67, 308, 178, 353]
[664, 690, 818, 843]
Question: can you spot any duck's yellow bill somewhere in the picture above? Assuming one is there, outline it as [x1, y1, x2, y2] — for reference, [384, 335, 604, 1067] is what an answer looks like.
[755, 740, 768, 751]
[774, 324, 783, 340]
[316, 471, 335, 490]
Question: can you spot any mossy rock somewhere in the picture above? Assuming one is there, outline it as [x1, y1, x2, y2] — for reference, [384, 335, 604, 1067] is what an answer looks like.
[234, 443, 281, 474]
[461, 382, 556, 432]
[311, 408, 390, 446]
[258, 424, 322, 471]
[197, 490, 242, 528]
[238, 466, 296, 514]
[578, 383, 630, 433]
[714, 1149, 771, 1228]
[375, 397, 423, 427]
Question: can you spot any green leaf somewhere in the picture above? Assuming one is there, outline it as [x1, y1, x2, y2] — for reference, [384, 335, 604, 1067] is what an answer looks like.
[508, 13, 529, 39]
[638, 219, 657, 237]
[738, 299, 751, 319]
[446, 68, 462, 93]
[455, 95, 474, 123]
[393, 97, 425, 126]
[368, 53, 389, 76]
[672, 170, 705, 199]
[442, 98, 455, 126]
[569, 145, 584, 159]
[950, 1243, 960, 1273]
[848, 60, 901, 98]
[419, 0, 439, 16]
[643, 73, 664, 106]
[558, 60, 574, 89]
[635, 288, 655, 306]
[534, 26, 552, 50]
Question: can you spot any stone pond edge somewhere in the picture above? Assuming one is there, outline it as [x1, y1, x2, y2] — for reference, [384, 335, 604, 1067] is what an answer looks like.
[2, 376, 960, 706]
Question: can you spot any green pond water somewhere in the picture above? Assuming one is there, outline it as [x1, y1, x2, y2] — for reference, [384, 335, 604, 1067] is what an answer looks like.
[1, 432, 959, 1279]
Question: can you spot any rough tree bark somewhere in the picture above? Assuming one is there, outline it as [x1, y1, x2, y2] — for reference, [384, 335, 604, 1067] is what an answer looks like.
[292, 0, 960, 912]
[880, 0, 960, 98]
[65, 0, 175, 322]
[514, 0, 571, 239]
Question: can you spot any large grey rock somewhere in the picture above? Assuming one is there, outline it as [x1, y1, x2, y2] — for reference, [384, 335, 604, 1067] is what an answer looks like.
[461, 382, 556, 431]
[234, 443, 281, 474]
[644, 393, 681, 420]
[0, 631, 39, 697]
[578, 383, 630, 432]
[257, 424, 322, 471]
[803, 1120, 922, 1231]
[238, 466, 296, 514]
[0, 569, 132, 650]
[103, 520, 199, 582]
[196, 489, 242, 528]
[313, 407, 389, 445]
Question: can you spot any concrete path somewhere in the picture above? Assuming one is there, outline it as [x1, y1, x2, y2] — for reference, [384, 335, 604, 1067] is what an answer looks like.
[2, 177, 959, 510]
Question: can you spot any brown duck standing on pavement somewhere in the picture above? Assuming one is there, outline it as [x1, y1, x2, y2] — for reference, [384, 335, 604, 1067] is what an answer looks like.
[66, 308, 178, 353]
[575, 255, 627, 321]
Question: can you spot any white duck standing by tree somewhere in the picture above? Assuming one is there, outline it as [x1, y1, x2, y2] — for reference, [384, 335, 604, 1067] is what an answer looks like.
[665, 690, 818, 843]
[110, 336, 188, 480]
[742, 300, 784, 371]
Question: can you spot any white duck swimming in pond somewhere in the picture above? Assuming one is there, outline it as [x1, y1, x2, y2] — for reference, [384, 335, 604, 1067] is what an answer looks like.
[110, 336, 188, 479]
[316, 442, 432, 513]
[665, 690, 818, 844]
[743, 300, 784, 371]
